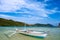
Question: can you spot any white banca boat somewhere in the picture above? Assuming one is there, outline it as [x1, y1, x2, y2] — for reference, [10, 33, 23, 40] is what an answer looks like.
[17, 30, 48, 38]
[4, 29, 48, 38]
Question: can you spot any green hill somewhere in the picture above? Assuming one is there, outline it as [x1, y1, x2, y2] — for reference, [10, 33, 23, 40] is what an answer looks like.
[0, 18, 54, 27]
[0, 18, 28, 26]
[32, 23, 54, 27]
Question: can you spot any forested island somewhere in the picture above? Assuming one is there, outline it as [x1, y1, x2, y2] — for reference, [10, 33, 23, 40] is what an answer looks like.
[0, 18, 29, 26]
[0, 18, 58, 27]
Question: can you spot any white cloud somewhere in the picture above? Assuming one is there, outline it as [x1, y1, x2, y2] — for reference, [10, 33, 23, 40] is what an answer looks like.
[0, 14, 43, 24]
[44, 0, 49, 2]
[0, 0, 57, 16]
[0, 14, 17, 19]
[0, 0, 60, 24]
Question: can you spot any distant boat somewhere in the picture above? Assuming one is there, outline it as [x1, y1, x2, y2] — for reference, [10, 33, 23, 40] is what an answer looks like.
[17, 29, 48, 38]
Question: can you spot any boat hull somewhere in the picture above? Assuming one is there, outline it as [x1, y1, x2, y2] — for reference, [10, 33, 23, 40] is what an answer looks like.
[19, 32, 47, 38]
[20, 33, 46, 38]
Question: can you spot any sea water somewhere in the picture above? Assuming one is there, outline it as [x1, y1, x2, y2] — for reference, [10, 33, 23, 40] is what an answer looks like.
[0, 26, 60, 40]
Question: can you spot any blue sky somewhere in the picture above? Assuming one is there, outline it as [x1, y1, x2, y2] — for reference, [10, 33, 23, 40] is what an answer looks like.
[0, 0, 60, 26]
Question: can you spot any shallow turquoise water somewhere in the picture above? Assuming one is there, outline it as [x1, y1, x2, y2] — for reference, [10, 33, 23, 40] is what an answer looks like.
[0, 27, 60, 40]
